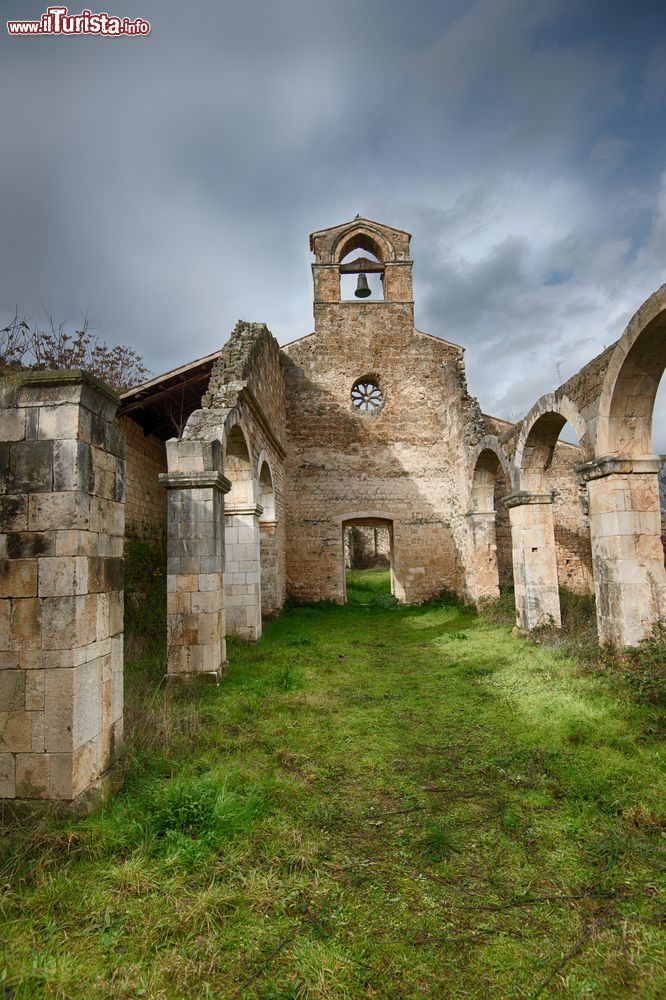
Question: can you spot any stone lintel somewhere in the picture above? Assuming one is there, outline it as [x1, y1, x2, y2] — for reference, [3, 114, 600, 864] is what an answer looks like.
[158, 471, 232, 492]
[466, 510, 496, 519]
[225, 503, 264, 517]
[259, 519, 278, 528]
[502, 490, 554, 509]
[575, 454, 662, 481]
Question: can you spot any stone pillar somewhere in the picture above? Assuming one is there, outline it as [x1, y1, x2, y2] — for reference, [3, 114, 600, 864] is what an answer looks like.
[466, 510, 500, 601]
[0, 370, 124, 808]
[260, 519, 279, 617]
[224, 503, 262, 640]
[578, 455, 666, 647]
[160, 440, 230, 679]
[504, 491, 561, 630]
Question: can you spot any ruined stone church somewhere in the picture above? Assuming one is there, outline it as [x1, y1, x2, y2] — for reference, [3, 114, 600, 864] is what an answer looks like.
[2, 216, 665, 805]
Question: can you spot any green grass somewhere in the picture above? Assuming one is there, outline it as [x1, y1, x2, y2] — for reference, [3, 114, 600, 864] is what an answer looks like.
[1, 576, 665, 998]
[345, 568, 392, 606]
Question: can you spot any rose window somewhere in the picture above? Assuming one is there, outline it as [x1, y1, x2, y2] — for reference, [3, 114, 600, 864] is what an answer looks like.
[351, 379, 383, 413]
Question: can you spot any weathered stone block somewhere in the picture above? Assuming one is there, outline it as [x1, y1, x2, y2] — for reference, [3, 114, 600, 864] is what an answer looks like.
[38, 404, 80, 441]
[0, 408, 26, 442]
[0, 558, 38, 598]
[0, 753, 15, 797]
[0, 495, 29, 532]
[9, 441, 53, 493]
[10, 598, 42, 650]
[0, 711, 33, 752]
[28, 491, 90, 531]
[52, 439, 92, 492]
[41, 594, 98, 650]
[38, 556, 89, 597]
[15, 753, 50, 798]
[0, 670, 25, 712]
[25, 670, 45, 711]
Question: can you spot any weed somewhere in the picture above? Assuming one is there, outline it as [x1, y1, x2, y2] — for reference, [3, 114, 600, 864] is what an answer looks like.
[418, 821, 459, 861]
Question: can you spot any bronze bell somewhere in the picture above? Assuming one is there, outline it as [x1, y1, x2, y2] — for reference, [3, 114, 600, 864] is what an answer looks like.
[354, 273, 371, 298]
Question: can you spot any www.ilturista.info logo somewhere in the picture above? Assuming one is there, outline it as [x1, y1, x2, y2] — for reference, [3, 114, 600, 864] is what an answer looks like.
[7, 6, 150, 36]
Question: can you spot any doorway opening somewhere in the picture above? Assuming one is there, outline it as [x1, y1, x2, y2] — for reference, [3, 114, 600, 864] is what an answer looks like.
[342, 518, 394, 604]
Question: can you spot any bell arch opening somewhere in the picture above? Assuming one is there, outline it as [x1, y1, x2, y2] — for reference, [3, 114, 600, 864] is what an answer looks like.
[340, 248, 385, 301]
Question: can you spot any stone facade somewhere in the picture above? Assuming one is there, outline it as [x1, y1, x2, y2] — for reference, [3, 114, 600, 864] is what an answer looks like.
[282, 219, 486, 606]
[0, 370, 124, 807]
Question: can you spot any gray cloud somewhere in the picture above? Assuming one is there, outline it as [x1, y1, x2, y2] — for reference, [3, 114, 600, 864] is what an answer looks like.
[2, 0, 666, 448]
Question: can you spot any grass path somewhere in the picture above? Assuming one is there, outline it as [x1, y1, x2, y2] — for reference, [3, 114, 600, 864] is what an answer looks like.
[1, 581, 665, 998]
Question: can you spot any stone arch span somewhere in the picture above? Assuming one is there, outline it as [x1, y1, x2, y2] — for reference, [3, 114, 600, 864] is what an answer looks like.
[332, 224, 394, 265]
[576, 284, 666, 645]
[595, 282, 666, 460]
[514, 393, 589, 491]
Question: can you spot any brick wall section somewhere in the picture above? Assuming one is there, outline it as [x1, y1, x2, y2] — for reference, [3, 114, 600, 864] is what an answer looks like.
[0, 370, 124, 805]
[117, 414, 166, 538]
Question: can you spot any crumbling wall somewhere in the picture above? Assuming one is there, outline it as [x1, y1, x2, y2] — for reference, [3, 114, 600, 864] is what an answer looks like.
[200, 321, 287, 615]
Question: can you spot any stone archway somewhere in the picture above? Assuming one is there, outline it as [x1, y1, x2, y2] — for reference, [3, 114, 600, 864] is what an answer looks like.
[224, 419, 262, 641]
[508, 395, 588, 630]
[467, 437, 512, 602]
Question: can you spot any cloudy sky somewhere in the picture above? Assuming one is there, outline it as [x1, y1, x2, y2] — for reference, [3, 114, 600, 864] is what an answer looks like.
[3, 0, 666, 446]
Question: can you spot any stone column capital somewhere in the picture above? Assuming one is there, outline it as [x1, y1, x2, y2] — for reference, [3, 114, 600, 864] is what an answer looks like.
[224, 502, 264, 517]
[502, 490, 554, 509]
[158, 471, 232, 493]
[575, 454, 662, 482]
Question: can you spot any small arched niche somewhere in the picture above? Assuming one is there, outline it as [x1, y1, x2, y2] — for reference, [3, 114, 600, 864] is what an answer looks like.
[259, 460, 276, 523]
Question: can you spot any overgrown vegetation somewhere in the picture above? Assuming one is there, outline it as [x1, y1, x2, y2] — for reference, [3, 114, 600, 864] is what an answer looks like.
[1, 563, 665, 997]
[485, 584, 666, 708]
[0, 310, 149, 390]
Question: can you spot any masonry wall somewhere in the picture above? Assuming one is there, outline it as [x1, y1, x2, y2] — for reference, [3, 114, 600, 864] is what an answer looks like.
[118, 414, 167, 538]
[282, 304, 485, 605]
[1, 370, 124, 805]
[546, 440, 594, 594]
